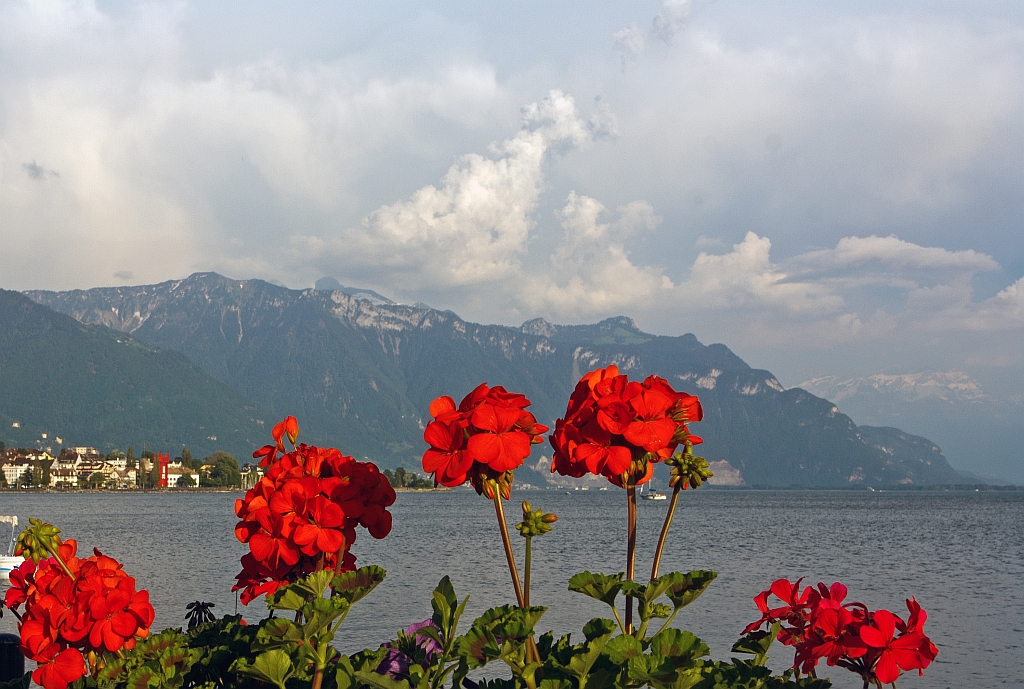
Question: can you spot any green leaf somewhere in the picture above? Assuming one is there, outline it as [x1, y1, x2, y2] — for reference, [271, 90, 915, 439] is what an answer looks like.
[353, 670, 413, 689]
[626, 654, 678, 685]
[729, 622, 779, 667]
[538, 631, 573, 666]
[663, 570, 717, 611]
[415, 624, 442, 646]
[332, 654, 357, 689]
[538, 680, 575, 689]
[647, 628, 709, 664]
[158, 646, 200, 685]
[0, 672, 32, 689]
[302, 595, 350, 639]
[602, 634, 643, 664]
[231, 649, 295, 689]
[126, 666, 161, 689]
[646, 573, 685, 606]
[331, 565, 387, 605]
[95, 657, 129, 682]
[568, 571, 625, 609]
[564, 622, 616, 683]
[456, 605, 546, 669]
[430, 575, 458, 634]
[659, 667, 705, 689]
[582, 618, 617, 642]
[136, 631, 187, 657]
[267, 570, 336, 610]
[266, 587, 308, 612]
[256, 617, 304, 648]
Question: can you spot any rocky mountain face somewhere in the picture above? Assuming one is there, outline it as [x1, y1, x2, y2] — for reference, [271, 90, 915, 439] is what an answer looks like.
[27, 273, 966, 485]
[0, 289, 266, 459]
[800, 373, 1023, 484]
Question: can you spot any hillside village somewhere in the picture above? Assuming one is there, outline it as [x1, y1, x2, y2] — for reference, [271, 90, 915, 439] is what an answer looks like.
[0, 443, 262, 490]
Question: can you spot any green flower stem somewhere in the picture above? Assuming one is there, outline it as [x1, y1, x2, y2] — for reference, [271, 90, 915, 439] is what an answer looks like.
[651, 606, 682, 639]
[610, 606, 627, 635]
[492, 492, 541, 664]
[524, 535, 532, 606]
[492, 492, 526, 607]
[625, 482, 637, 635]
[650, 483, 683, 581]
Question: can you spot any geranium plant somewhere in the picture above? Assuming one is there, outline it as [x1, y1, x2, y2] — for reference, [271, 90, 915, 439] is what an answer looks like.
[420, 384, 548, 619]
[549, 366, 709, 631]
[3, 520, 155, 689]
[1, 398, 939, 689]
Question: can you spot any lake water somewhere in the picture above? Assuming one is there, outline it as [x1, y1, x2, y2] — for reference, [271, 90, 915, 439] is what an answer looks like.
[1, 489, 1021, 688]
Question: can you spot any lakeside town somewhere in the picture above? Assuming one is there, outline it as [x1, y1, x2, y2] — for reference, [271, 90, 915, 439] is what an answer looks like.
[0, 442, 436, 491]
[0, 443, 259, 490]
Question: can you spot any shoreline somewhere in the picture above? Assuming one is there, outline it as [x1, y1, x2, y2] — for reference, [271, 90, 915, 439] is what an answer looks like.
[0, 483, 1018, 494]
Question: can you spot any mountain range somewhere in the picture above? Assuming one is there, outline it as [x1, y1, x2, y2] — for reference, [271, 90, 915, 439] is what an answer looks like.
[21, 272, 967, 486]
[799, 373, 1024, 484]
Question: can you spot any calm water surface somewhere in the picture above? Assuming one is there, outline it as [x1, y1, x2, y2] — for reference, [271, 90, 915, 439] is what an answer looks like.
[1, 490, 1021, 688]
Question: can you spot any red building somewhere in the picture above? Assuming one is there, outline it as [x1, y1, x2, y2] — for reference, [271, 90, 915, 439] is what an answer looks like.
[157, 453, 170, 487]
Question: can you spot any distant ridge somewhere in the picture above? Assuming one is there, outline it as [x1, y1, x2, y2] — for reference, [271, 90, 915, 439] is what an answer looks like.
[27, 272, 965, 485]
[314, 277, 395, 306]
[800, 373, 1023, 484]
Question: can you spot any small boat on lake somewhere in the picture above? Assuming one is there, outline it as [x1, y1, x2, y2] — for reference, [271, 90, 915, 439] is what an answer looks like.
[641, 491, 668, 501]
[1, 515, 21, 580]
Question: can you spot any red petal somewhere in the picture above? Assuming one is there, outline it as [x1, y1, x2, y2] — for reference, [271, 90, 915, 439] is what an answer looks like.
[430, 396, 457, 417]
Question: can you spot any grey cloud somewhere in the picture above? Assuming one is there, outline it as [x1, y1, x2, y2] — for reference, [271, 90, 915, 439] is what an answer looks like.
[114, 270, 135, 281]
[23, 161, 58, 179]
[613, 23, 645, 69]
[612, 0, 692, 68]
[651, 0, 692, 44]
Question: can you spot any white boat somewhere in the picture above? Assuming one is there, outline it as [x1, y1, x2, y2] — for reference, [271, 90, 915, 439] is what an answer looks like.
[638, 483, 668, 501]
[1, 515, 21, 580]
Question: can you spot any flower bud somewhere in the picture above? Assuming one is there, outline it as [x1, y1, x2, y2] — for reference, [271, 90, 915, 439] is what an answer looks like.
[15, 518, 64, 563]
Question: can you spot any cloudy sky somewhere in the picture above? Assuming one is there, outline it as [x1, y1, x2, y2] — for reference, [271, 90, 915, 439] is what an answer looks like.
[2, 0, 1023, 395]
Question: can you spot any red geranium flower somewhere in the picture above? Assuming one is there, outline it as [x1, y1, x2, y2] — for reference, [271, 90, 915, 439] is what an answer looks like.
[420, 384, 548, 497]
[6, 535, 154, 689]
[233, 417, 396, 604]
[744, 579, 936, 687]
[860, 610, 930, 685]
[422, 419, 474, 486]
[32, 647, 85, 689]
[550, 366, 702, 486]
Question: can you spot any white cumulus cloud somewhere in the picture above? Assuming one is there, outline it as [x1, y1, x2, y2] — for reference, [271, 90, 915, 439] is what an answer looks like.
[681, 232, 845, 314]
[304, 90, 610, 290]
[517, 192, 671, 315]
[796, 235, 999, 272]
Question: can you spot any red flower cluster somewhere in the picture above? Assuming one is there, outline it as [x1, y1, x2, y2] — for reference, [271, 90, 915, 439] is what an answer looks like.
[421, 384, 548, 496]
[234, 416, 397, 604]
[744, 578, 938, 686]
[549, 366, 703, 486]
[4, 540, 155, 689]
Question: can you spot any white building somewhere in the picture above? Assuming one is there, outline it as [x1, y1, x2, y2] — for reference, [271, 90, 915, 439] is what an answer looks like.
[49, 467, 79, 488]
[1, 460, 31, 486]
[167, 464, 200, 488]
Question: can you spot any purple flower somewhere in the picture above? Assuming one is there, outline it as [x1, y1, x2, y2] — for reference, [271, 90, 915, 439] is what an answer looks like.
[376, 619, 442, 678]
